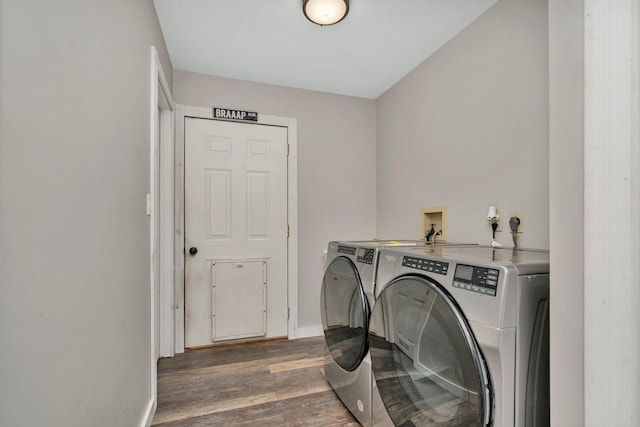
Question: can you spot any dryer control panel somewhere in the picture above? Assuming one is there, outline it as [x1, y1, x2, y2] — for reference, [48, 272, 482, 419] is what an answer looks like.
[453, 264, 499, 297]
[357, 248, 375, 264]
[337, 245, 357, 255]
[402, 256, 449, 275]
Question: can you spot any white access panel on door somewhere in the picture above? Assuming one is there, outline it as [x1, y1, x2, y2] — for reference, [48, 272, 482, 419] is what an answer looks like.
[212, 259, 266, 342]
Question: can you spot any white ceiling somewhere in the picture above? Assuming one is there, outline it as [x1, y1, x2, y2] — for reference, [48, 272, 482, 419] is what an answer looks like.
[153, 0, 497, 99]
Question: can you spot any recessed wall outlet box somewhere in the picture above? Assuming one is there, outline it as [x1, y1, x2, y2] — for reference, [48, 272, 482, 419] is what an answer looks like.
[421, 207, 447, 242]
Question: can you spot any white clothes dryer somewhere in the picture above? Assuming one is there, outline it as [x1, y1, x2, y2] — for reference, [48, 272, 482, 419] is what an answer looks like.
[369, 246, 549, 427]
[321, 241, 477, 426]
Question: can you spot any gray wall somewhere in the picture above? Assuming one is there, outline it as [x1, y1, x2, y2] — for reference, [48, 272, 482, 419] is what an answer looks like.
[376, 0, 549, 249]
[173, 70, 377, 332]
[0, 0, 172, 425]
[548, 0, 584, 425]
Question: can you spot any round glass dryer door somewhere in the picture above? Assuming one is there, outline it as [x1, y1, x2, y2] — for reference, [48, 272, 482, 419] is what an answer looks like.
[369, 275, 492, 426]
[321, 256, 369, 372]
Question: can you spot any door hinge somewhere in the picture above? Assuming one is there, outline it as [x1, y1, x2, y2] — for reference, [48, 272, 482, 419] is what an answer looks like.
[287, 143, 290, 156]
[287, 224, 290, 238]
[287, 307, 290, 320]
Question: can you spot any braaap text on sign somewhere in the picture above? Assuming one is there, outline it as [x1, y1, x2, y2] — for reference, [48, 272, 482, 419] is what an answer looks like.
[213, 107, 258, 122]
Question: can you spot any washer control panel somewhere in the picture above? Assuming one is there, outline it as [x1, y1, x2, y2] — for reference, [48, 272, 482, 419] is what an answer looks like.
[453, 264, 499, 297]
[402, 256, 449, 275]
[337, 245, 357, 255]
[357, 248, 375, 264]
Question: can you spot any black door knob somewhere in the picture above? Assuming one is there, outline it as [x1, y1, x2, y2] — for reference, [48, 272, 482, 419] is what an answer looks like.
[189, 247, 198, 255]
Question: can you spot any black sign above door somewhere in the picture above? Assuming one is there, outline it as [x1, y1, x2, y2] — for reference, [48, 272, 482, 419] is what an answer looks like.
[213, 107, 258, 122]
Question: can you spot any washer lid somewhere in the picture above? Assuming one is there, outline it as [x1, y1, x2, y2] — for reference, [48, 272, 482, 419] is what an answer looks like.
[369, 275, 492, 426]
[321, 256, 370, 372]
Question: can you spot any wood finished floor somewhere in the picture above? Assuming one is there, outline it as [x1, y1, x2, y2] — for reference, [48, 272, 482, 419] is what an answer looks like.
[152, 336, 359, 426]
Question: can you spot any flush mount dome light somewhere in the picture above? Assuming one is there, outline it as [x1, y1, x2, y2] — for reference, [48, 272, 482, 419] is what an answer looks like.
[303, 0, 349, 26]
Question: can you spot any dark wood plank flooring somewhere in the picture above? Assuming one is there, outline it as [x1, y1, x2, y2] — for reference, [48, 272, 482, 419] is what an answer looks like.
[152, 336, 359, 426]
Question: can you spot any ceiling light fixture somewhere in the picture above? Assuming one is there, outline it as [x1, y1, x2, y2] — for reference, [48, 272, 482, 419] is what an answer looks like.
[303, 0, 349, 26]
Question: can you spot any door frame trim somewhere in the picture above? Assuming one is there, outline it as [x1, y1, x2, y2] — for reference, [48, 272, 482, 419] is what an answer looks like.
[147, 45, 175, 426]
[174, 105, 299, 353]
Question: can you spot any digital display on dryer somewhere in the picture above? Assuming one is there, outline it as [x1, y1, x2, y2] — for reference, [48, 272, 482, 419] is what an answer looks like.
[455, 265, 474, 281]
[357, 248, 375, 264]
[453, 264, 499, 297]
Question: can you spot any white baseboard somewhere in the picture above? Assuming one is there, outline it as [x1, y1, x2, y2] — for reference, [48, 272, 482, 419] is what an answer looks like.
[140, 398, 156, 427]
[295, 325, 323, 339]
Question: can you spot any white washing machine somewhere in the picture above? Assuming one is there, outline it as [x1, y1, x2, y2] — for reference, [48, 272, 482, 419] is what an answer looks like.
[321, 240, 477, 426]
[369, 246, 549, 427]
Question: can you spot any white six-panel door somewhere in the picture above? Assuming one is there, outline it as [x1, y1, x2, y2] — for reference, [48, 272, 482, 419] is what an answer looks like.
[184, 117, 288, 347]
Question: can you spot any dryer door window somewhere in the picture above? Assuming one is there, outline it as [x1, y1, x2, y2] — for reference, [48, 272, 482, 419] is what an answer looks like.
[321, 257, 369, 372]
[369, 275, 492, 426]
